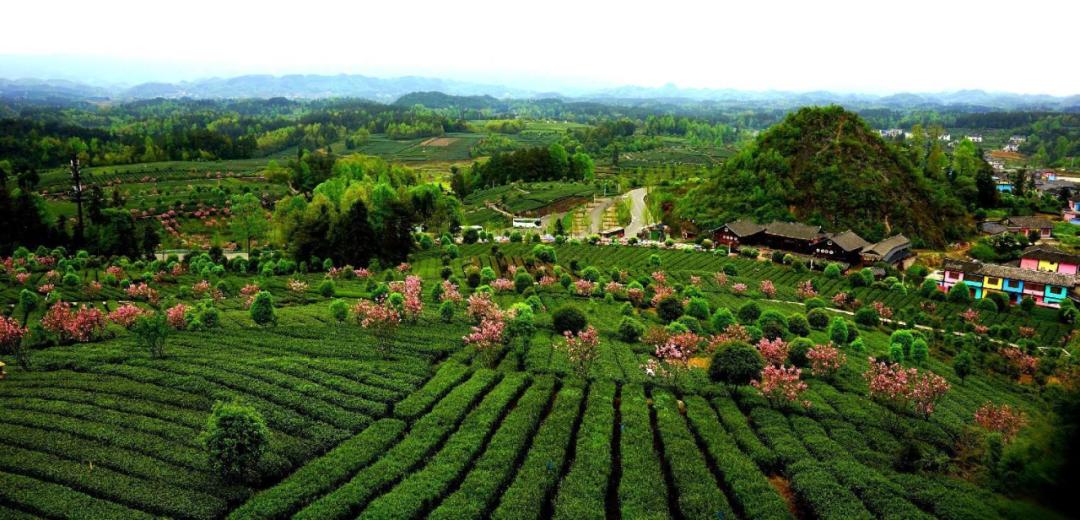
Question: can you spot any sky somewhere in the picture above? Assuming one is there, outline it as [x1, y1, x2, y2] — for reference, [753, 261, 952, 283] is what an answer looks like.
[1, 0, 1077, 95]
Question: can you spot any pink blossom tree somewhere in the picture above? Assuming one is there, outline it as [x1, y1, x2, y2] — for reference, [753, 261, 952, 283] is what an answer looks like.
[752, 365, 811, 409]
[759, 280, 777, 298]
[108, 304, 145, 329]
[353, 299, 402, 351]
[756, 337, 789, 366]
[559, 325, 600, 378]
[806, 343, 846, 379]
[974, 402, 1028, 442]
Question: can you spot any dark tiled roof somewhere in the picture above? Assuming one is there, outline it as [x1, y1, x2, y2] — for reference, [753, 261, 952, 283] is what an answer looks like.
[764, 221, 822, 241]
[942, 259, 1077, 288]
[720, 219, 766, 237]
[862, 234, 911, 257]
[1020, 245, 1080, 265]
[980, 222, 1008, 235]
[1005, 216, 1054, 229]
[826, 230, 870, 252]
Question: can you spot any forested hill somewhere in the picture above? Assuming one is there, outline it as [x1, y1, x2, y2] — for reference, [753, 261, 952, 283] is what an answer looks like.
[681, 105, 972, 246]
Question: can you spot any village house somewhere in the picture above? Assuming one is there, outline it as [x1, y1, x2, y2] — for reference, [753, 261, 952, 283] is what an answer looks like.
[711, 219, 765, 248]
[1063, 200, 1080, 224]
[813, 230, 869, 265]
[760, 221, 824, 254]
[966, 134, 984, 143]
[1004, 216, 1054, 239]
[940, 258, 1075, 308]
[860, 234, 913, 268]
[1019, 245, 1080, 275]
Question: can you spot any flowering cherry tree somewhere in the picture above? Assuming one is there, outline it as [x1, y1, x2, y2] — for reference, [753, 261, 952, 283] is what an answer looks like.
[752, 365, 810, 409]
[689, 275, 702, 287]
[353, 299, 402, 351]
[401, 275, 423, 322]
[37, 283, 55, 295]
[832, 292, 850, 308]
[871, 301, 893, 320]
[961, 308, 980, 324]
[126, 283, 160, 305]
[193, 280, 212, 297]
[559, 325, 600, 378]
[864, 358, 950, 418]
[731, 283, 748, 295]
[650, 284, 675, 307]
[974, 402, 1028, 442]
[108, 304, 145, 329]
[794, 280, 817, 300]
[166, 304, 188, 330]
[466, 292, 499, 323]
[806, 343, 846, 378]
[239, 284, 261, 308]
[439, 280, 462, 303]
[756, 337, 789, 366]
[41, 301, 105, 343]
[713, 272, 728, 287]
[759, 280, 776, 298]
[0, 315, 27, 353]
[574, 279, 596, 296]
[1000, 347, 1039, 378]
[287, 279, 309, 298]
[492, 278, 515, 293]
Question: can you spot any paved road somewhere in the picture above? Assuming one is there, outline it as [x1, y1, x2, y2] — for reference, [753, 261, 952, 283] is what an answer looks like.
[623, 187, 650, 238]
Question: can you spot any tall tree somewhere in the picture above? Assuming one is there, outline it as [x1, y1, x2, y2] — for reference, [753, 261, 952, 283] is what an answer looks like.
[229, 193, 269, 255]
[331, 200, 375, 267]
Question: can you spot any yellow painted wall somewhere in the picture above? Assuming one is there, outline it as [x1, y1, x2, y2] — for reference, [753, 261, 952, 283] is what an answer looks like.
[982, 276, 1003, 290]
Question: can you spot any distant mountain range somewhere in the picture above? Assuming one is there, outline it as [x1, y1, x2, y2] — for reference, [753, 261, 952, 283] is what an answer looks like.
[1, 74, 1078, 111]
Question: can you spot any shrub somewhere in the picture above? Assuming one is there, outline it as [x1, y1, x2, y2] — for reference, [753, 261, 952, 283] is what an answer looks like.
[131, 312, 169, 358]
[910, 339, 929, 366]
[804, 297, 826, 311]
[788, 338, 814, 368]
[828, 317, 849, 345]
[329, 299, 348, 322]
[675, 315, 704, 335]
[613, 315, 647, 343]
[686, 297, 711, 321]
[201, 400, 270, 481]
[709, 342, 764, 386]
[787, 313, 810, 337]
[756, 310, 789, 340]
[318, 279, 336, 298]
[657, 295, 684, 322]
[552, 305, 587, 334]
[737, 301, 761, 324]
[823, 263, 842, 278]
[807, 308, 830, 330]
[976, 297, 998, 313]
[438, 300, 455, 323]
[465, 266, 481, 288]
[947, 283, 972, 304]
[250, 291, 276, 326]
[711, 307, 736, 332]
[854, 307, 880, 328]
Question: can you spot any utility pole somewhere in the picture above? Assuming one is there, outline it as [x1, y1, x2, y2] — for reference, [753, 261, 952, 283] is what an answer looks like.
[70, 157, 84, 247]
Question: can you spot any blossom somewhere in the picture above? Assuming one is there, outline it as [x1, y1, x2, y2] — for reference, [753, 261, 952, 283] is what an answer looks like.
[641, 358, 669, 378]
[193, 280, 212, 297]
[756, 337, 789, 366]
[397, 262, 411, 273]
[650, 284, 675, 307]
[86, 281, 102, 295]
[1000, 347, 1038, 377]
[713, 272, 728, 287]
[466, 292, 500, 323]
[759, 280, 776, 298]
[604, 281, 624, 295]
[689, 275, 701, 286]
[37, 283, 55, 295]
[440, 280, 463, 303]
[871, 301, 893, 320]
[574, 279, 596, 296]
[863, 358, 950, 417]
[463, 314, 507, 351]
[287, 279, 309, 295]
[832, 292, 850, 308]
[15, 272, 30, 285]
[961, 308, 980, 324]
[731, 283, 748, 295]
[651, 271, 668, 285]
[1017, 326, 1036, 339]
[126, 283, 160, 304]
[627, 287, 645, 305]
[806, 343, 846, 378]
[239, 284, 261, 308]
[974, 402, 1028, 442]
[795, 280, 817, 300]
[106, 265, 125, 278]
[752, 365, 810, 408]
[401, 275, 423, 322]
[41, 301, 105, 342]
[353, 268, 371, 279]
[492, 278, 515, 293]
[166, 304, 188, 330]
[539, 275, 557, 288]
[108, 304, 145, 329]
[655, 332, 701, 370]
[0, 315, 27, 352]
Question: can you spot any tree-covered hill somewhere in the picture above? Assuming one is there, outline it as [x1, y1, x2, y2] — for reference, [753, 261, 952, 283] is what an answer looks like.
[682, 105, 972, 246]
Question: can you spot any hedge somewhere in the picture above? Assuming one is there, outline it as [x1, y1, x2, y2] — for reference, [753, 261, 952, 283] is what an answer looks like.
[653, 390, 736, 520]
[617, 384, 669, 519]
[683, 396, 791, 520]
[293, 370, 499, 520]
[229, 419, 406, 520]
[357, 373, 530, 519]
[429, 376, 557, 519]
[552, 381, 616, 520]
[491, 385, 585, 520]
[393, 361, 471, 420]
[0, 470, 155, 520]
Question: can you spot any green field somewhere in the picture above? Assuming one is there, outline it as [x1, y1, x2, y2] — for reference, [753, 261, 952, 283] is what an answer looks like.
[0, 240, 1067, 519]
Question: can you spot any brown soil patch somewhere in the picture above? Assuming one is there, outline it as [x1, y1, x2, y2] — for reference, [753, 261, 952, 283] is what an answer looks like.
[989, 150, 1024, 161]
[768, 474, 804, 519]
[421, 137, 457, 147]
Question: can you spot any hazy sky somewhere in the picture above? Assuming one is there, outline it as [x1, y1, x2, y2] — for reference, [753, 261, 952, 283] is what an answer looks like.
[2, 0, 1077, 95]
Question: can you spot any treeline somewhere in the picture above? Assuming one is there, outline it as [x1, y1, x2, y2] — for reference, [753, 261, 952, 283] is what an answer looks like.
[1021, 114, 1079, 167]
[452, 145, 594, 197]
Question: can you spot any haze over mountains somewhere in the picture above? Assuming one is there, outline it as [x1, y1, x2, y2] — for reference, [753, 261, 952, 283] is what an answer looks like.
[1, 72, 1078, 111]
